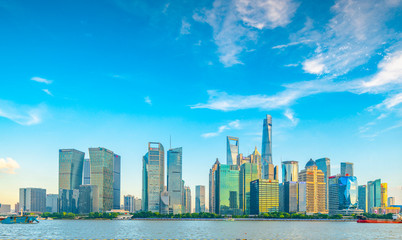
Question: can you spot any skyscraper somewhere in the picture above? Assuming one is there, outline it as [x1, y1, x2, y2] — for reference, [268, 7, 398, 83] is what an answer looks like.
[19, 188, 46, 213]
[89, 147, 115, 212]
[261, 114, 272, 179]
[298, 182, 307, 212]
[82, 158, 91, 185]
[239, 162, 259, 214]
[142, 142, 164, 213]
[298, 159, 327, 214]
[58, 188, 79, 213]
[340, 162, 353, 176]
[79, 185, 99, 214]
[250, 179, 279, 214]
[209, 159, 219, 213]
[124, 195, 134, 212]
[113, 154, 121, 210]
[367, 179, 381, 213]
[195, 185, 205, 213]
[338, 176, 358, 210]
[167, 147, 183, 213]
[283, 181, 299, 213]
[282, 161, 299, 182]
[358, 185, 367, 212]
[226, 136, 239, 165]
[183, 186, 191, 213]
[381, 183, 388, 208]
[46, 194, 58, 213]
[59, 149, 85, 190]
[316, 158, 330, 210]
[215, 164, 241, 215]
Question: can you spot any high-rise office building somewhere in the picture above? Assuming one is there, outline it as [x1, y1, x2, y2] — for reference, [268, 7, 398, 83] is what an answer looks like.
[59, 149, 85, 190]
[89, 147, 115, 212]
[195, 185, 206, 213]
[358, 185, 367, 212]
[250, 179, 279, 214]
[160, 188, 170, 214]
[283, 181, 299, 213]
[83, 158, 91, 185]
[367, 179, 381, 213]
[58, 188, 79, 213]
[209, 159, 219, 213]
[239, 162, 259, 214]
[388, 197, 395, 206]
[328, 175, 340, 214]
[298, 182, 307, 212]
[249, 147, 262, 179]
[340, 162, 353, 176]
[167, 147, 183, 213]
[46, 194, 58, 213]
[381, 183, 388, 208]
[19, 188, 46, 213]
[226, 136, 239, 165]
[329, 175, 358, 215]
[215, 164, 241, 215]
[124, 195, 134, 212]
[316, 158, 330, 210]
[183, 186, 191, 213]
[142, 142, 164, 213]
[113, 154, 121, 210]
[134, 197, 142, 212]
[261, 114, 273, 179]
[282, 161, 298, 182]
[79, 185, 99, 214]
[298, 159, 327, 214]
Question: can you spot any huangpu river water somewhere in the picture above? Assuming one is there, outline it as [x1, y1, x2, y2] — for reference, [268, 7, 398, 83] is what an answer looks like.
[1, 219, 401, 239]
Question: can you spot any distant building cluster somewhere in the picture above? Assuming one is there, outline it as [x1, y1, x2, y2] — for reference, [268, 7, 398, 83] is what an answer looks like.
[7, 114, 400, 216]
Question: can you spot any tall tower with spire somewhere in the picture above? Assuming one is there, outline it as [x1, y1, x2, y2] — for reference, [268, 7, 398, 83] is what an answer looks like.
[261, 114, 273, 179]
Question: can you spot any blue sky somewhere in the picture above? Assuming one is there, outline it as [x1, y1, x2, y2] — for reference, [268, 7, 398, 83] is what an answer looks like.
[1, 0, 402, 207]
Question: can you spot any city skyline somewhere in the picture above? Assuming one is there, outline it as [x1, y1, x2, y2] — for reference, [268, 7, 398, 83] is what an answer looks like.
[1, 0, 402, 206]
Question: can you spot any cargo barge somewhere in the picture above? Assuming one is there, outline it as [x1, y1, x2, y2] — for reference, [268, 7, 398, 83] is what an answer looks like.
[357, 214, 402, 224]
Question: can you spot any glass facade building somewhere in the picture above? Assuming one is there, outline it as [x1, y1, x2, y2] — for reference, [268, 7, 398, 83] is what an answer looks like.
[215, 164, 241, 215]
[79, 185, 99, 214]
[250, 179, 279, 214]
[316, 158, 330, 210]
[113, 154, 121, 210]
[59, 149, 85, 190]
[142, 142, 164, 213]
[239, 163, 259, 214]
[167, 147, 183, 213]
[19, 188, 46, 213]
[298, 182, 307, 212]
[209, 159, 219, 213]
[226, 136, 239, 165]
[195, 185, 206, 213]
[358, 185, 367, 212]
[367, 179, 381, 213]
[58, 188, 79, 213]
[183, 186, 191, 213]
[83, 158, 91, 185]
[341, 162, 353, 176]
[338, 176, 358, 210]
[124, 195, 134, 212]
[283, 181, 299, 213]
[282, 161, 299, 182]
[89, 147, 114, 212]
[46, 194, 58, 213]
[261, 114, 273, 179]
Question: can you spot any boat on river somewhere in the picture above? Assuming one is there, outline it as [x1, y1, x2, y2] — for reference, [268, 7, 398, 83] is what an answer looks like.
[0, 215, 39, 224]
[357, 214, 402, 224]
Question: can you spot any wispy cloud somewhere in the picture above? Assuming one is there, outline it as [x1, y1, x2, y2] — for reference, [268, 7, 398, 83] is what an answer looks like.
[284, 109, 299, 126]
[31, 77, 52, 84]
[202, 120, 240, 138]
[0, 157, 20, 174]
[0, 100, 45, 125]
[180, 18, 191, 35]
[363, 50, 402, 88]
[42, 89, 53, 96]
[144, 96, 152, 105]
[194, 0, 298, 67]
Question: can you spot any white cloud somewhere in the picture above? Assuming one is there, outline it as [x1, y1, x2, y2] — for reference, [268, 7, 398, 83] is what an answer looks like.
[42, 89, 53, 96]
[302, 58, 325, 74]
[180, 18, 191, 35]
[0, 157, 20, 174]
[0, 100, 45, 125]
[364, 50, 402, 88]
[284, 109, 299, 126]
[31, 77, 52, 84]
[202, 120, 240, 138]
[194, 0, 298, 67]
[144, 96, 152, 105]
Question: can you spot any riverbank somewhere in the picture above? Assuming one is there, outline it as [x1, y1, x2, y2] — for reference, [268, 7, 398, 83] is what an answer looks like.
[130, 218, 356, 222]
